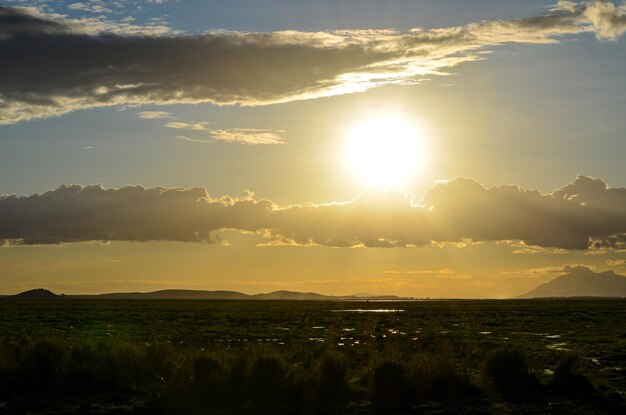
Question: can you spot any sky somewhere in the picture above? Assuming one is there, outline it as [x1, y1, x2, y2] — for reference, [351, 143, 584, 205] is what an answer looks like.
[0, 0, 625, 297]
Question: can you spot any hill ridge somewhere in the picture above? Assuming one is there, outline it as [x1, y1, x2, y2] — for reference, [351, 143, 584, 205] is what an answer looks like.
[3, 288, 411, 301]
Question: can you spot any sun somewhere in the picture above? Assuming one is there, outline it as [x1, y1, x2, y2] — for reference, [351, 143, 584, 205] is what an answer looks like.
[344, 114, 426, 190]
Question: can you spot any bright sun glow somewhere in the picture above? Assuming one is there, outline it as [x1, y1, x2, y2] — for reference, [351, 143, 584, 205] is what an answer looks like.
[344, 114, 426, 190]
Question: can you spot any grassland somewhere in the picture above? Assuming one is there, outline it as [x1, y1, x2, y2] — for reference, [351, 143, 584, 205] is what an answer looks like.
[0, 299, 625, 414]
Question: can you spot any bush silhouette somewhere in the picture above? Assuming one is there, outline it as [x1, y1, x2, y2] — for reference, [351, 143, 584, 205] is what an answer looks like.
[190, 355, 224, 399]
[483, 347, 539, 394]
[371, 361, 412, 407]
[550, 354, 594, 397]
[422, 362, 481, 401]
[317, 354, 351, 403]
[18, 338, 66, 394]
[247, 355, 288, 404]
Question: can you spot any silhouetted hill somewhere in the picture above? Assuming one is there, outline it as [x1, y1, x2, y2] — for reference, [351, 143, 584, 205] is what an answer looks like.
[519, 267, 626, 298]
[4, 288, 412, 301]
[88, 290, 332, 300]
[93, 289, 251, 300]
[11, 288, 62, 300]
[252, 290, 331, 300]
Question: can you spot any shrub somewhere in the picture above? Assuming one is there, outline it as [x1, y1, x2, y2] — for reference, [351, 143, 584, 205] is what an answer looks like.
[190, 355, 224, 398]
[317, 354, 351, 403]
[424, 363, 481, 401]
[225, 355, 247, 400]
[247, 355, 288, 404]
[17, 338, 66, 394]
[550, 354, 594, 397]
[482, 347, 540, 394]
[406, 354, 482, 402]
[371, 361, 412, 407]
[65, 342, 99, 392]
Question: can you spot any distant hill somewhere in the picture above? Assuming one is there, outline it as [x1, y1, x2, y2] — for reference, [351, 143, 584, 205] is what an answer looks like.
[11, 288, 62, 300]
[519, 267, 626, 298]
[93, 290, 251, 300]
[90, 290, 334, 300]
[3, 288, 412, 301]
[252, 290, 331, 300]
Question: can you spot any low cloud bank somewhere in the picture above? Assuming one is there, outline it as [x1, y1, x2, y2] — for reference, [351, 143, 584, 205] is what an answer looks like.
[1, 176, 624, 250]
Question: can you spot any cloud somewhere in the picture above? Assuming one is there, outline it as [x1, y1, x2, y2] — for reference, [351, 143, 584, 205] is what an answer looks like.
[171, 127, 285, 145]
[501, 264, 593, 278]
[0, 184, 272, 244]
[175, 135, 211, 143]
[1, 175, 625, 249]
[583, 0, 626, 39]
[590, 233, 626, 250]
[0, 6, 172, 39]
[210, 129, 285, 145]
[143, 112, 283, 144]
[165, 121, 210, 131]
[552, 174, 626, 210]
[1, 2, 626, 124]
[136, 110, 173, 119]
[68, 2, 112, 14]
[383, 268, 471, 280]
[606, 259, 626, 266]
[510, 242, 569, 255]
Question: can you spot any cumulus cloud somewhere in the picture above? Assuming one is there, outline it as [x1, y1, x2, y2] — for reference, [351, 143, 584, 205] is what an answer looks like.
[1, 175, 625, 249]
[552, 174, 626, 210]
[1, 2, 626, 124]
[583, 0, 626, 39]
[0, 185, 276, 244]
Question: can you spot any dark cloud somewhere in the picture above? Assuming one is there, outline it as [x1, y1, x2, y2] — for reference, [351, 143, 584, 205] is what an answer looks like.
[1, 176, 624, 250]
[0, 6, 391, 123]
[552, 175, 626, 211]
[591, 233, 626, 250]
[0, 184, 275, 244]
[0, 7, 69, 39]
[418, 176, 626, 249]
[1, 2, 625, 124]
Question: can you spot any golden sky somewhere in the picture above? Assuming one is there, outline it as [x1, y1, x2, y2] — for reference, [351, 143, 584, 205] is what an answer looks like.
[0, 1, 625, 297]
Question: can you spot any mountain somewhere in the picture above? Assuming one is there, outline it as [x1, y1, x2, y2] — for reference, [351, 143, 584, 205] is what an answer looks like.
[11, 288, 62, 300]
[93, 290, 251, 300]
[519, 267, 626, 298]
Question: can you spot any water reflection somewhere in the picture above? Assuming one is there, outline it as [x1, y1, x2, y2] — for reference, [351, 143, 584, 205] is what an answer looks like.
[330, 309, 405, 313]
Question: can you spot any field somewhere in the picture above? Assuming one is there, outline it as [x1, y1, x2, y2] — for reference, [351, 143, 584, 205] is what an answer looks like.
[1, 299, 625, 414]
